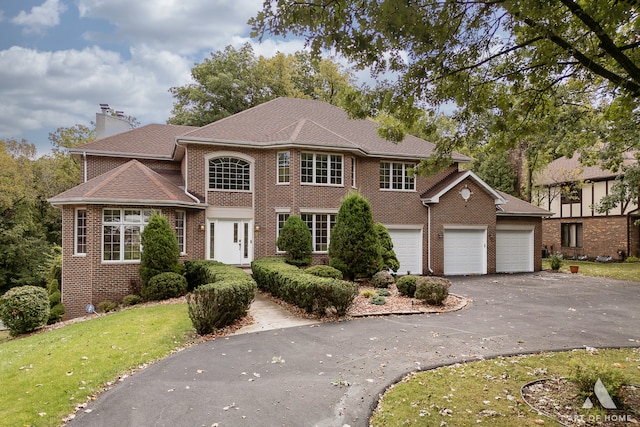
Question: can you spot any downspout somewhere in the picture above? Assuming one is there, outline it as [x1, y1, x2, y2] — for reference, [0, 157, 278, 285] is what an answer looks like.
[182, 146, 201, 204]
[83, 152, 87, 183]
[426, 204, 434, 274]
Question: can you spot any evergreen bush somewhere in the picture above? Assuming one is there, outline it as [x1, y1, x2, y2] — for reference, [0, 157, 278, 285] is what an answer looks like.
[329, 192, 383, 280]
[304, 265, 343, 279]
[96, 300, 117, 313]
[396, 275, 419, 297]
[371, 271, 394, 288]
[0, 286, 50, 336]
[122, 294, 143, 306]
[142, 272, 187, 301]
[415, 277, 451, 306]
[374, 222, 400, 272]
[46, 279, 65, 324]
[277, 215, 313, 266]
[139, 213, 181, 287]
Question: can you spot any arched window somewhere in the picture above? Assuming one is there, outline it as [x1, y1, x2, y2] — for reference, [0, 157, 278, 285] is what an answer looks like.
[208, 157, 251, 191]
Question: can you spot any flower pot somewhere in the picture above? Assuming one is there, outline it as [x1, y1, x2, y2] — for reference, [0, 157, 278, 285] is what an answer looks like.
[570, 265, 579, 274]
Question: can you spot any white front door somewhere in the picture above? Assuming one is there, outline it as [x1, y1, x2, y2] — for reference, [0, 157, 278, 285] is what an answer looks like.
[208, 219, 253, 265]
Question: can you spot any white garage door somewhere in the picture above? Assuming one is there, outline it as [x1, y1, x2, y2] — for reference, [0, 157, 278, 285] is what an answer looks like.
[444, 228, 486, 275]
[496, 229, 534, 273]
[387, 228, 422, 275]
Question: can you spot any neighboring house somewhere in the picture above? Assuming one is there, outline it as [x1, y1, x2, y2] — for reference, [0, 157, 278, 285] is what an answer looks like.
[533, 153, 639, 260]
[49, 98, 549, 318]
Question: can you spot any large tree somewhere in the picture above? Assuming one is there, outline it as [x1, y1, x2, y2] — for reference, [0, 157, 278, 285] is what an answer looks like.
[251, 1, 640, 173]
[168, 43, 354, 126]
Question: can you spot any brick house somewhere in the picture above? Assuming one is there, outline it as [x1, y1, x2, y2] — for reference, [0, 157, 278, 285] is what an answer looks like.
[533, 153, 639, 260]
[50, 98, 549, 318]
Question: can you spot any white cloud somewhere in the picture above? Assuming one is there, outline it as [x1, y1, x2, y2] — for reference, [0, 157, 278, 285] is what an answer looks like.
[78, 0, 264, 55]
[0, 45, 193, 146]
[12, 0, 67, 34]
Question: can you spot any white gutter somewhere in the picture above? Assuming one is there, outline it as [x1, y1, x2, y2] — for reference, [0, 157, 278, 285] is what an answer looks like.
[426, 204, 434, 274]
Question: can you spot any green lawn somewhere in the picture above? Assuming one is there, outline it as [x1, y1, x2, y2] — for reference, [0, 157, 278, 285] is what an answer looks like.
[0, 303, 193, 427]
[371, 348, 640, 426]
[542, 259, 640, 282]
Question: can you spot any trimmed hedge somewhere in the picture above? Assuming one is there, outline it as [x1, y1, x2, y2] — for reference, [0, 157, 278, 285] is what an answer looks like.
[251, 257, 358, 316]
[185, 261, 257, 335]
[0, 286, 50, 336]
[142, 272, 188, 301]
[304, 265, 344, 279]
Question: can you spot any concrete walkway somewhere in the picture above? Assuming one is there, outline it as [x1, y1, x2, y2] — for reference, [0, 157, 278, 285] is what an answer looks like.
[68, 272, 640, 427]
[234, 293, 319, 334]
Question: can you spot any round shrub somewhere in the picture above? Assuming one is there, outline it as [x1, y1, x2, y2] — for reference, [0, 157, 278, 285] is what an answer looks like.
[415, 277, 451, 306]
[360, 289, 377, 298]
[370, 295, 386, 305]
[304, 265, 343, 279]
[48, 303, 66, 324]
[97, 300, 117, 313]
[377, 289, 391, 297]
[142, 272, 187, 301]
[0, 286, 50, 336]
[396, 275, 419, 297]
[371, 271, 394, 288]
[122, 294, 144, 306]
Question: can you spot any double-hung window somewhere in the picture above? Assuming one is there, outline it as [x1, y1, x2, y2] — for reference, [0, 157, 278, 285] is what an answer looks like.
[277, 152, 290, 184]
[209, 157, 251, 191]
[276, 212, 290, 252]
[301, 213, 336, 252]
[301, 152, 343, 185]
[103, 209, 156, 262]
[380, 162, 415, 191]
[75, 208, 87, 255]
[176, 210, 186, 255]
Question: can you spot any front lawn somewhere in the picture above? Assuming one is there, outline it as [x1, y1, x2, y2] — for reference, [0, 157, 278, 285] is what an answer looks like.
[0, 302, 193, 427]
[371, 348, 640, 426]
[542, 259, 640, 282]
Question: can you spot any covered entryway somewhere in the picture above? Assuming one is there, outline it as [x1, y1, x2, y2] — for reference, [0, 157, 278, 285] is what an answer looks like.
[496, 228, 534, 273]
[208, 219, 253, 265]
[443, 227, 487, 275]
[387, 227, 423, 275]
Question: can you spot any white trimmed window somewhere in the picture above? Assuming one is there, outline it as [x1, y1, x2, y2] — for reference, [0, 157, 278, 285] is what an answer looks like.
[380, 162, 415, 191]
[102, 209, 157, 262]
[277, 151, 290, 184]
[176, 210, 186, 255]
[209, 157, 251, 191]
[301, 152, 343, 185]
[75, 208, 87, 255]
[301, 213, 336, 252]
[351, 157, 357, 188]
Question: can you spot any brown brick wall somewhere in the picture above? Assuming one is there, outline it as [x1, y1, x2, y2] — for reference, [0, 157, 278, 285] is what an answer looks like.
[542, 216, 630, 260]
[428, 178, 498, 274]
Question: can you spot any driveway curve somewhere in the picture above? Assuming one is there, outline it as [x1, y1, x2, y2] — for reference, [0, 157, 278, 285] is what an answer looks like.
[68, 272, 640, 427]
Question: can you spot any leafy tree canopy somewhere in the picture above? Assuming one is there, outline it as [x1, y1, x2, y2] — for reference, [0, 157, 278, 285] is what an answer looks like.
[168, 43, 354, 126]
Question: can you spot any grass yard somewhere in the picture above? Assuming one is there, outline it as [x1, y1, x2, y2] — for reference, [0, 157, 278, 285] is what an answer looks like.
[542, 259, 640, 282]
[0, 302, 193, 427]
[371, 348, 640, 426]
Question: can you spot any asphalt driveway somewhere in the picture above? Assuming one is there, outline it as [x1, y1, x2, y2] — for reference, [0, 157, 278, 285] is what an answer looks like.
[68, 272, 640, 427]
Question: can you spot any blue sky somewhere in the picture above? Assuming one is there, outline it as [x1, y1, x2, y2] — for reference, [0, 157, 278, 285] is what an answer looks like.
[0, 0, 315, 155]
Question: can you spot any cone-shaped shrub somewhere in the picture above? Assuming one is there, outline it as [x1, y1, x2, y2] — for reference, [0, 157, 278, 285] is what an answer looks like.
[329, 192, 383, 280]
[139, 213, 181, 288]
[375, 222, 400, 272]
[277, 215, 313, 266]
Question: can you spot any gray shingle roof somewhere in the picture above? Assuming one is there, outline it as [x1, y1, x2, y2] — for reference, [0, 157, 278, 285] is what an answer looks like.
[496, 191, 552, 217]
[70, 124, 197, 159]
[48, 160, 203, 207]
[535, 152, 638, 186]
[179, 98, 471, 162]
